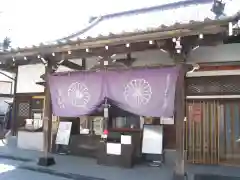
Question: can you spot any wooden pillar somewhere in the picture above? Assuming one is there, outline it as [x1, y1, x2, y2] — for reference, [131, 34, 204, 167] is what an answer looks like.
[11, 66, 18, 136]
[38, 57, 55, 166]
[173, 64, 186, 180]
[170, 45, 192, 180]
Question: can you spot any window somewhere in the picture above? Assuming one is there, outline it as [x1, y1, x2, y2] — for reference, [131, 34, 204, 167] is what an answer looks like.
[79, 116, 103, 135]
[112, 116, 140, 129]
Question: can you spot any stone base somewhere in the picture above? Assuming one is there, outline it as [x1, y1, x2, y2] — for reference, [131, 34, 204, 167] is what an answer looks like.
[37, 156, 55, 166]
[172, 172, 187, 180]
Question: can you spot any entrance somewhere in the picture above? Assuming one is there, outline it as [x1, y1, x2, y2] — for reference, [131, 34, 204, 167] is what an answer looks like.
[186, 100, 240, 165]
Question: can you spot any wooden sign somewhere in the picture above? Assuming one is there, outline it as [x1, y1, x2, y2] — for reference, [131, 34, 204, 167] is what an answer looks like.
[55, 121, 72, 145]
[191, 104, 202, 123]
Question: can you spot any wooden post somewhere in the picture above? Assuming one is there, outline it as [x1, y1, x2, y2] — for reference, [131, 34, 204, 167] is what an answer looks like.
[170, 52, 190, 180]
[37, 57, 55, 166]
[11, 66, 18, 136]
[172, 64, 186, 180]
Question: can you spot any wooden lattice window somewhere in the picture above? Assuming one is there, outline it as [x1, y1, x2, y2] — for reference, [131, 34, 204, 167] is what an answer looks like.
[18, 102, 30, 117]
[186, 76, 240, 96]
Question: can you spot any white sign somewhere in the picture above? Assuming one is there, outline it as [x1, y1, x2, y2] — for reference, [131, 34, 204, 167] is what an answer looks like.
[121, 135, 132, 145]
[106, 143, 121, 155]
[160, 117, 174, 125]
[142, 125, 163, 155]
[104, 107, 108, 118]
[55, 122, 72, 145]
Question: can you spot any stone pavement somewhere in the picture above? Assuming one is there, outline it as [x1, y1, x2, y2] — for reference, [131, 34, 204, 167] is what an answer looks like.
[0, 158, 70, 180]
[0, 142, 165, 180]
[0, 137, 240, 180]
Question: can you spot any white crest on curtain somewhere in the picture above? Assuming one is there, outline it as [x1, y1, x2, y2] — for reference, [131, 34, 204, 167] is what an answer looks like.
[161, 74, 171, 113]
[57, 89, 65, 109]
[124, 79, 152, 108]
[68, 82, 91, 107]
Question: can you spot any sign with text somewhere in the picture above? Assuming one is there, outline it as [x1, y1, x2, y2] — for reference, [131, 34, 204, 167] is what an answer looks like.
[160, 117, 174, 124]
[191, 104, 202, 123]
[55, 121, 72, 145]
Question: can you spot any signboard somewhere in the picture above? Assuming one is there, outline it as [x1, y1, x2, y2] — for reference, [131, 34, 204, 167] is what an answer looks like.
[121, 135, 132, 145]
[106, 143, 121, 155]
[142, 125, 163, 155]
[55, 122, 72, 145]
[160, 117, 174, 125]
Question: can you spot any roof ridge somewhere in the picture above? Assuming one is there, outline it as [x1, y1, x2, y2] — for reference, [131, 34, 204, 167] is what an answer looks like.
[46, 16, 103, 43]
[46, 0, 213, 44]
[101, 0, 212, 19]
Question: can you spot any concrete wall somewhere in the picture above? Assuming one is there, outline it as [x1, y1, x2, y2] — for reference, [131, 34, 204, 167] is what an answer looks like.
[16, 43, 240, 93]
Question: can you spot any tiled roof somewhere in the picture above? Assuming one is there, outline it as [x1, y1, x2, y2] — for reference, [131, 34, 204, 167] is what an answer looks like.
[55, 0, 239, 42]
[3, 0, 240, 50]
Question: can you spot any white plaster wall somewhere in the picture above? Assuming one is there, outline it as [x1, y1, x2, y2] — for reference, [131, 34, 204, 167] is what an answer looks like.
[17, 64, 45, 93]
[188, 43, 240, 63]
[0, 70, 14, 94]
[56, 65, 74, 72]
[17, 64, 79, 93]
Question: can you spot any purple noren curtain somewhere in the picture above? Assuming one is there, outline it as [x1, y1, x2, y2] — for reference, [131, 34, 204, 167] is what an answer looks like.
[48, 71, 105, 117]
[106, 67, 179, 117]
[48, 66, 180, 117]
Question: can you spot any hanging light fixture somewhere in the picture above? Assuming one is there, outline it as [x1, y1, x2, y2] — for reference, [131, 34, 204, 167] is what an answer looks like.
[105, 46, 109, 50]
[175, 38, 182, 54]
[199, 34, 204, 39]
[228, 22, 233, 36]
[68, 50, 71, 55]
[86, 48, 89, 52]
[41, 57, 47, 64]
[176, 49, 181, 54]
[149, 40, 154, 45]
[58, 59, 65, 65]
[52, 52, 55, 56]
[192, 45, 200, 51]
[126, 43, 130, 48]
[24, 57, 27, 60]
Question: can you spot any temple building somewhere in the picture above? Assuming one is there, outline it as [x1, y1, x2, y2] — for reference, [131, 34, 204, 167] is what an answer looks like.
[0, 0, 239, 171]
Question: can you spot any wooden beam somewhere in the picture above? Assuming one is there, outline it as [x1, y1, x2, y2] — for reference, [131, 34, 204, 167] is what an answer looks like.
[0, 20, 230, 60]
[116, 53, 136, 67]
[0, 94, 14, 98]
[0, 30, 227, 69]
[11, 66, 18, 135]
[61, 59, 84, 70]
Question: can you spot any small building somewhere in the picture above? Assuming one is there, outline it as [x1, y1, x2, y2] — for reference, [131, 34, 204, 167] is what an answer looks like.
[0, 0, 240, 168]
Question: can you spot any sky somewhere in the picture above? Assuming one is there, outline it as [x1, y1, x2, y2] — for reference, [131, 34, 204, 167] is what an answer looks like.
[0, 0, 239, 48]
[0, 0, 183, 48]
